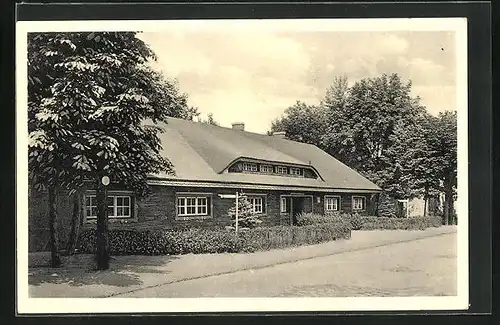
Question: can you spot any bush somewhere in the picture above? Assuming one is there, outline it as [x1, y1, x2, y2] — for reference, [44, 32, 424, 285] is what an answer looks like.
[296, 212, 363, 230]
[240, 221, 351, 252]
[76, 221, 352, 256]
[295, 212, 343, 226]
[377, 192, 398, 218]
[359, 216, 442, 231]
[227, 193, 262, 228]
[76, 228, 242, 255]
[346, 213, 363, 230]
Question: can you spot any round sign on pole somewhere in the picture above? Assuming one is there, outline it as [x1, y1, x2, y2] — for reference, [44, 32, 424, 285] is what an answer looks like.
[101, 176, 110, 186]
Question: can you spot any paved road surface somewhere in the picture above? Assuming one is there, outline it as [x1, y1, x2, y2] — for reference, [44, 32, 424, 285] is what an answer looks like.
[118, 232, 456, 297]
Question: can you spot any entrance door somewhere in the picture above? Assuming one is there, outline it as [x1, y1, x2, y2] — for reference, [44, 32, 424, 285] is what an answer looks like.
[291, 197, 305, 225]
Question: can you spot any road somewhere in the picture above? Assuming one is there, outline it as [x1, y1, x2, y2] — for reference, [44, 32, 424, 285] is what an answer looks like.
[118, 232, 456, 298]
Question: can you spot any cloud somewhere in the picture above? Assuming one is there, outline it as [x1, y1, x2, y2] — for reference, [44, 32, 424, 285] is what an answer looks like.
[139, 30, 456, 133]
[376, 34, 409, 55]
[412, 85, 456, 115]
[139, 30, 316, 132]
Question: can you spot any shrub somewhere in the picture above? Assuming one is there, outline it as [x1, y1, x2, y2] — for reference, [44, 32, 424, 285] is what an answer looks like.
[227, 193, 262, 228]
[76, 228, 243, 255]
[296, 212, 363, 230]
[359, 216, 442, 231]
[76, 221, 352, 255]
[239, 221, 351, 252]
[377, 192, 398, 218]
[295, 212, 343, 226]
[346, 212, 363, 230]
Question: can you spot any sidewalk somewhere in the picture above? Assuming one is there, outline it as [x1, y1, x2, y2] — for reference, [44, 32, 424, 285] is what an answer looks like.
[28, 226, 456, 298]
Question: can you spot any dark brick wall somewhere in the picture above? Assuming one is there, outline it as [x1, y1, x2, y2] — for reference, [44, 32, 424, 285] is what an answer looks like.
[333, 193, 377, 215]
[136, 186, 285, 228]
[137, 186, 234, 229]
[28, 184, 379, 251]
[28, 188, 76, 252]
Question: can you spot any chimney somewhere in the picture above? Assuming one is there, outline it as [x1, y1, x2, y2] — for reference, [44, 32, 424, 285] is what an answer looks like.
[231, 122, 245, 131]
[272, 131, 287, 139]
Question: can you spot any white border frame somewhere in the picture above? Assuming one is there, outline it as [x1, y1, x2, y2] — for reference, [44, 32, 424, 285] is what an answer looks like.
[351, 195, 366, 212]
[84, 194, 132, 220]
[324, 195, 341, 212]
[175, 192, 213, 220]
[16, 17, 468, 314]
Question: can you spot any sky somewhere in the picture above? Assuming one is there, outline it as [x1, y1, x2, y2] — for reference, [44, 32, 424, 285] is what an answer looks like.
[138, 29, 456, 134]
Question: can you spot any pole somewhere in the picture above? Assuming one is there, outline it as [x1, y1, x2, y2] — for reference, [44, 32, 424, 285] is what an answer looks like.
[235, 191, 239, 233]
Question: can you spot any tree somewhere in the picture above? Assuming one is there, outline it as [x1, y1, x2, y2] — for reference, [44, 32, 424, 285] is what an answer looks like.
[395, 111, 456, 221]
[320, 76, 350, 153]
[65, 190, 84, 254]
[199, 112, 219, 126]
[28, 32, 191, 268]
[322, 76, 349, 112]
[227, 193, 262, 229]
[434, 111, 457, 224]
[270, 101, 327, 145]
[272, 74, 425, 198]
[147, 70, 199, 121]
[401, 113, 442, 216]
[377, 192, 397, 218]
[321, 74, 425, 198]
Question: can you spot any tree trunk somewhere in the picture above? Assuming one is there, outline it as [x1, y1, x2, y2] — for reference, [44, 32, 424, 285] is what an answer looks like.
[48, 184, 61, 268]
[66, 191, 82, 255]
[445, 188, 455, 225]
[443, 174, 454, 225]
[443, 196, 449, 225]
[423, 186, 429, 217]
[95, 181, 110, 270]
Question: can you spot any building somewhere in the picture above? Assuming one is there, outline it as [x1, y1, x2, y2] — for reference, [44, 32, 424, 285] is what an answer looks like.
[28, 118, 382, 250]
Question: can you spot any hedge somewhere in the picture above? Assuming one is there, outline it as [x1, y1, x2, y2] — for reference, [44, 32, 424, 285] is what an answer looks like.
[296, 212, 363, 230]
[76, 221, 352, 255]
[359, 216, 442, 230]
[295, 212, 442, 231]
[239, 221, 351, 252]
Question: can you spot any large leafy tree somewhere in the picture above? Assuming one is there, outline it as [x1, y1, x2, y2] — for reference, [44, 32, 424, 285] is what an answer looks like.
[434, 111, 457, 224]
[324, 74, 424, 192]
[28, 32, 190, 268]
[396, 111, 457, 221]
[270, 73, 455, 218]
[270, 101, 327, 145]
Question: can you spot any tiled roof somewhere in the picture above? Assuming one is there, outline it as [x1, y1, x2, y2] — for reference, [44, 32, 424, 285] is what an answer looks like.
[150, 118, 381, 192]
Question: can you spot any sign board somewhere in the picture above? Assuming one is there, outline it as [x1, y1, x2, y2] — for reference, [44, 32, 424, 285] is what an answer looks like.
[219, 194, 237, 199]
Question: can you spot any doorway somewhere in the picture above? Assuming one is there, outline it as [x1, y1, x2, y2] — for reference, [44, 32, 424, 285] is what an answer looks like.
[291, 197, 305, 225]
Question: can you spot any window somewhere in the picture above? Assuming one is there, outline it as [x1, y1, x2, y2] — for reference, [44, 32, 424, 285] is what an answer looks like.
[276, 166, 288, 174]
[290, 167, 302, 176]
[260, 165, 273, 173]
[114, 196, 131, 217]
[352, 196, 366, 211]
[325, 196, 340, 212]
[242, 162, 258, 172]
[177, 195, 211, 217]
[85, 194, 132, 219]
[248, 196, 265, 214]
[85, 195, 98, 218]
[280, 197, 288, 213]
